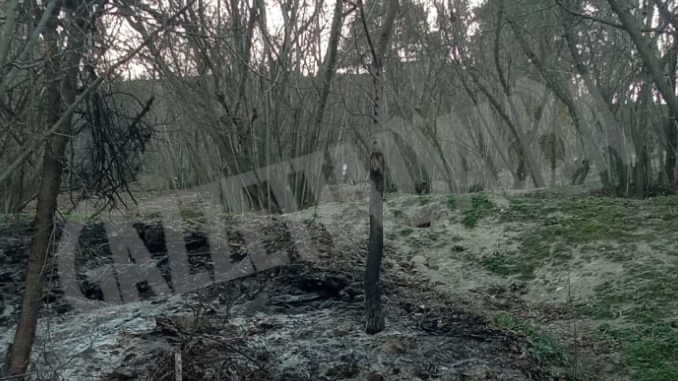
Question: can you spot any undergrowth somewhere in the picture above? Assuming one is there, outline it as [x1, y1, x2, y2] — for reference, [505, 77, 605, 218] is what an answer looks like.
[462, 193, 495, 228]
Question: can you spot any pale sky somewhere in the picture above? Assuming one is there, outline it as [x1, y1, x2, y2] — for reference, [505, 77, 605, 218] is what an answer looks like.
[114, 0, 486, 79]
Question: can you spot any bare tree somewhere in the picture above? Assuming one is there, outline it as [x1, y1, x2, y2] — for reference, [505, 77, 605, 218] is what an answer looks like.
[122, 0, 347, 211]
[606, 0, 678, 190]
[606, 0, 678, 120]
[366, 141, 385, 334]
[358, 0, 399, 334]
[437, 1, 548, 189]
[0, 0, 59, 213]
[2, 1, 194, 375]
[549, 0, 678, 195]
[312, 0, 346, 187]
[7, 1, 92, 375]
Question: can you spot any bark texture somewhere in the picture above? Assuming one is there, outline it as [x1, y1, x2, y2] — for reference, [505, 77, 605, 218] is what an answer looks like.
[365, 146, 385, 334]
[8, 1, 87, 376]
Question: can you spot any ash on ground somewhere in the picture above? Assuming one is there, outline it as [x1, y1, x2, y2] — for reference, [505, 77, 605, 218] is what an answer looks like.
[0, 217, 563, 381]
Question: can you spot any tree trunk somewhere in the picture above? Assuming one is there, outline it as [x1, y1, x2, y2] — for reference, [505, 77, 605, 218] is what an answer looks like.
[0, 0, 19, 70]
[492, 3, 545, 188]
[8, 1, 86, 376]
[362, 0, 398, 334]
[663, 28, 678, 188]
[559, 2, 630, 193]
[665, 118, 677, 186]
[314, 0, 344, 189]
[509, 15, 606, 183]
[551, 126, 558, 187]
[365, 145, 385, 334]
[607, 0, 678, 121]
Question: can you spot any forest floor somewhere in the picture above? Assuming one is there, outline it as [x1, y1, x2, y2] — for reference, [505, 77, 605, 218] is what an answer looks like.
[1, 185, 677, 380]
[281, 186, 678, 381]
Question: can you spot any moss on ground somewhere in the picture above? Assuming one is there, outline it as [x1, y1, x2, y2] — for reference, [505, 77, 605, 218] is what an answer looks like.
[447, 195, 456, 210]
[461, 193, 495, 228]
[494, 312, 572, 372]
[0, 213, 32, 227]
[484, 193, 678, 380]
[483, 196, 665, 280]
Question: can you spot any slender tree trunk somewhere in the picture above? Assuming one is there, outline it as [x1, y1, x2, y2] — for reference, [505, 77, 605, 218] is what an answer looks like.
[314, 0, 344, 188]
[365, 144, 385, 333]
[665, 118, 677, 186]
[362, 0, 398, 334]
[550, 107, 560, 187]
[8, 2, 87, 376]
[663, 29, 678, 187]
[0, 0, 19, 70]
[313, 0, 343, 135]
[7, 6, 60, 376]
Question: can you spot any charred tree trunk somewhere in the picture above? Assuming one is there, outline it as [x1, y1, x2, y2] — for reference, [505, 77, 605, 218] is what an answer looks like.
[360, 0, 397, 334]
[7, 5, 62, 376]
[365, 145, 385, 334]
[8, 1, 87, 376]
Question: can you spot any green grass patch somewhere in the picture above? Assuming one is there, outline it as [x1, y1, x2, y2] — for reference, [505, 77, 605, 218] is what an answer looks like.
[624, 326, 678, 381]
[400, 228, 413, 237]
[504, 195, 677, 240]
[417, 195, 432, 205]
[576, 244, 678, 379]
[594, 324, 678, 381]
[492, 195, 667, 279]
[179, 207, 203, 220]
[494, 312, 571, 367]
[446, 195, 456, 210]
[461, 193, 495, 228]
[480, 251, 522, 277]
[0, 213, 33, 227]
[479, 249, 546, 280]
[61, 211, 98, 223]
[477, 193, 678, 380]
[406, 231, 440, 248]
[392, 209, 405, 219]
[580, 260, 678, 323]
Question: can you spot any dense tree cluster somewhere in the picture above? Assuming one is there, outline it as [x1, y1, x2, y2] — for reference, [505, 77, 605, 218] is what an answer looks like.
[2, 0, 678, 376]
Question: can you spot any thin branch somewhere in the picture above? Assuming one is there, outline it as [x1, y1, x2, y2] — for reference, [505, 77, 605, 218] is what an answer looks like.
[0, 0, 198, 185]
[555, 0, 672, 34]
[357, 0, 378, 69]
[0, 0, 20, 70]
[0, 0, 58, 94]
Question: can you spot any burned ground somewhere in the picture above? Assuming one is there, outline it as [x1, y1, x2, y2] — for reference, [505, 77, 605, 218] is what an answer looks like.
[0, 210, 564, 381]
